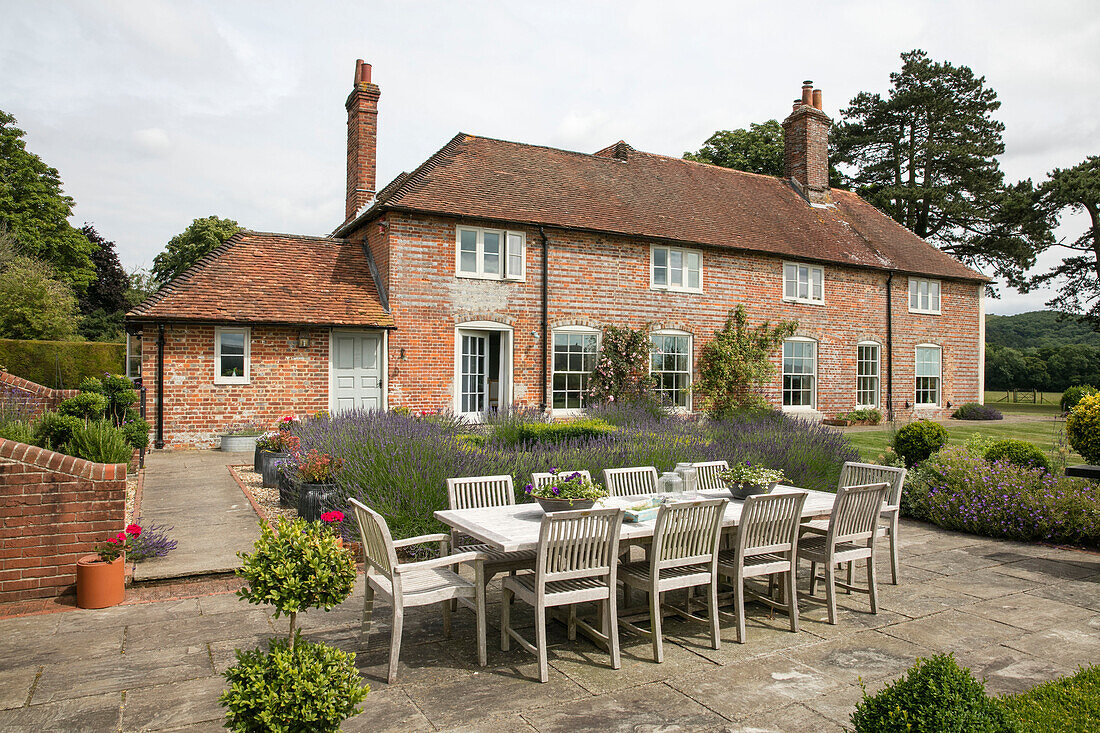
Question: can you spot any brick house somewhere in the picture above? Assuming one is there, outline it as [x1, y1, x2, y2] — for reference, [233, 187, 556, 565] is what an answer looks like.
[127, 62, 988, 448]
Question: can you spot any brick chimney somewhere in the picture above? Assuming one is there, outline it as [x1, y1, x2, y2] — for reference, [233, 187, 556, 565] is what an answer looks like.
[782, 80, 831, 205]
[345, 59, 380, 221]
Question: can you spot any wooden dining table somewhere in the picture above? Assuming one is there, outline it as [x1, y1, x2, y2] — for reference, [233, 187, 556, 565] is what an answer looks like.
[434, 486, 838, 553]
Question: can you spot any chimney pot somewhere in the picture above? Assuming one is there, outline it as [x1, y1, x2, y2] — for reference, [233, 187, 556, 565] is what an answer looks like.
[812, 89, 822, 110]
[801, 81, 814, 106]
[792, 99, 801, 111]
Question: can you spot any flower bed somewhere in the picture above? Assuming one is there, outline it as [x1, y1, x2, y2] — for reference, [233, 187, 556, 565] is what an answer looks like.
[903, 446, 1100, 547]
[292, 408, 858, 539]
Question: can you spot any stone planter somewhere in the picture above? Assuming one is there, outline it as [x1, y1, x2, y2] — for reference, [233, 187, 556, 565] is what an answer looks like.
[76, 555, 125, 609]
[260, 451, 288, 488]
[220, 434, 259, 453]
[297, 481, 339, 522]
[534, 497, 595, 513]
[727, 481, 778, 500]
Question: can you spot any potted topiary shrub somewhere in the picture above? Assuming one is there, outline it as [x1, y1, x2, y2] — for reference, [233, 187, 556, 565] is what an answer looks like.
[76, 525, 140, 609]
[220, 517, 366, 732]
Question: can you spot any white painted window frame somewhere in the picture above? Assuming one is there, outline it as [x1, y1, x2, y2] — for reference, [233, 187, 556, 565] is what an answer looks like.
[455, 226, 525, 281]
[550, 325, 600, 417]
[855, 341, 880, 409]
[914, 343, 942, 408]
[650, 245, 703, 293]
[650, 329, 693, 411]
[125, 332, 141, 380]
[781, 336, 817, 411]
[908, 277, 942, 315]
[453, 320, 514, 422]
[214, 326, 250, 385]
[782, 261, 825, 305]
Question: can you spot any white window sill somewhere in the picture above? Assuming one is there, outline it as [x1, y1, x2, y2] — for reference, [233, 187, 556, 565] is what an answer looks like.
[550, 408, 586, 418]
[214, 379, 250, 386]
[781, 405, 818, 413]
[650, 285, 703, 295]
[908, 309, 942, 315]
[913, 404, 940, 409]
[456, 271, 524, 283]
[782, 297, 825, 306]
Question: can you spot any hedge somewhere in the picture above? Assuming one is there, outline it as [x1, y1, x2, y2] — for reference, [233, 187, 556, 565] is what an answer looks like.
[0, 339, 125, 390]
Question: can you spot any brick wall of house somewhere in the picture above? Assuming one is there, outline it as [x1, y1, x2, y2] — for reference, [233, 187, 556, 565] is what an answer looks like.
[0, 370, 79, 418]
[0, 439, 126, 603]
[378, 212, 982, 420]
[139, 324, 331, 448]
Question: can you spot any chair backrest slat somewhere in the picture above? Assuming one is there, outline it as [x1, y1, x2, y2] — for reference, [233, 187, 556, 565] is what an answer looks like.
[447, 475, 515, 511]
[602, 466, 658, 497]
[691, 461, 730, 491]
[839, 462, 907, 509]
[350, 498, 398, 582]
[530, 470, 593, 491]
[537, 508, 623, 584]
[651, 498, 727, 571]
[736, 491, 807, 559]
[829, 483, 890, 546]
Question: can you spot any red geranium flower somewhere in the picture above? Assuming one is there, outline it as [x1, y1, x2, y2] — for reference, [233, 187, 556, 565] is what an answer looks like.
[320, 510, 344, 524]
[126, 524, 142, 536]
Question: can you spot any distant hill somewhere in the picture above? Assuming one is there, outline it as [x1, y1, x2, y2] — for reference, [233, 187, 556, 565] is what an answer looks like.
[985, 311, 1100, 349]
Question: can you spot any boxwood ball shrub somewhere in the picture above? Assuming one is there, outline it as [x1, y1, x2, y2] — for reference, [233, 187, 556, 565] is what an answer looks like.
[32, 412, 84, 451]
[984, 439, 1051, 473]
[851, 654, 1018, 733]
[1060, 385, 1098, 414]
[1066, 392, 1100, 464]
[57, 391, 108, 420]
[892, 420, 949, 467]
[951, 403, 1003, 421]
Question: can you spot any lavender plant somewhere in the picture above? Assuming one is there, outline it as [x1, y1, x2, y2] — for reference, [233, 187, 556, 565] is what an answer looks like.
[127, 519, 179, 561]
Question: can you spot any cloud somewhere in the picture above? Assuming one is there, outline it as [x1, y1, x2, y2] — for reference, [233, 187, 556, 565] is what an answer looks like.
[132, 128, 172, 157]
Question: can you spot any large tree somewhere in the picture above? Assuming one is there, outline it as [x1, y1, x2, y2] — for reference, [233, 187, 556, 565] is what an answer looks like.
[0, 228, 80, 340]
[684, 120, 785, 176]
[1031, 155, 1100, 329]
[0, 109, 97, 291]
[151, 215, 240, 285]
[77, 224, 130, 341]
[831, 50, 1052, 283]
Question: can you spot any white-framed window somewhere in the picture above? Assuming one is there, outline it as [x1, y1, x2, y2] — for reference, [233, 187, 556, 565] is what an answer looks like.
[782, 337, 817, 409]
[783, 262, 824, 304]
[551, 327, 599, 412]
[650, 331, 692, 409]
[856, 342, 880, 408]
[908, 278, 941, 314]
[456, 226, 525, 281]
[651, 245, 702, 292]
[125, 332, 141, 380]
[215, 326, 250, 385]
[915, 344, 941, 407]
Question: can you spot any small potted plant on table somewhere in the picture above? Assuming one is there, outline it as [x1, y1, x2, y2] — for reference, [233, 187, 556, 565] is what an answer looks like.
[718, 461, 786, 500]
[76, 524, 140, 609]
[524, 469, 608, 512]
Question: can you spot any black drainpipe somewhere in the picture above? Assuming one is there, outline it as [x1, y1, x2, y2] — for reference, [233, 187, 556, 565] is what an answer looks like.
[539, 226, 549, 412]
[155, 323, 165, 449]
[885, 272, 895, 422]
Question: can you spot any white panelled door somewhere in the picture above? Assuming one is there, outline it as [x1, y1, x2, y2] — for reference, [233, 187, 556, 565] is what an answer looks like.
[331, 331, 384, 414]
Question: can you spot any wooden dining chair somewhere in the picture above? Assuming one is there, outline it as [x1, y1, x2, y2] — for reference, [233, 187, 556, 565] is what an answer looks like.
[350, 498, 487, 683]
[530, 470, 593, 490]
[602, 466, 658, 497]
[446, 475, 537, 594]
[797, 483, 890, 624]
[691, 460, 730, 491]
[501, 507, 624, 683]
[716, 491, 807, 643]
[618, 498, 727, 662]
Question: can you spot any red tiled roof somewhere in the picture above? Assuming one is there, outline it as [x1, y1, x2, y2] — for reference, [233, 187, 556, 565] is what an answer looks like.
[127, 231, 394, 327]
[341, 134, 987, 282]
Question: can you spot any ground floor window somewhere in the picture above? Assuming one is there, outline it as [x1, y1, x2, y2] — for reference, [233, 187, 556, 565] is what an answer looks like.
[650, 332, 691, 408]
[915, 344, 941, 406]
[126, 331, 142, 380]
[552, 328, 598, 410]
[214, 327, 250, 384]
[856, 342, 880, 408]
[782, 338, 816, 408]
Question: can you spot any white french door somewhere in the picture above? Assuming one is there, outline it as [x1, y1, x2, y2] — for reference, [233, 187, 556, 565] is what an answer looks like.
[459, 332, 489, 416]
[455, 324, 512, 421]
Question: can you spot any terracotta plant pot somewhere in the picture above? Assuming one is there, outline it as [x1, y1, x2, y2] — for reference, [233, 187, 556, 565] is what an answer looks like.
[76, 555, 125, 609]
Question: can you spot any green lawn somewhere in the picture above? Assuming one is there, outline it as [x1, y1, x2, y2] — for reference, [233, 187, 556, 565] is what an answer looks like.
[843, 417, 1080, 464]
[983, 390, 1063, 416]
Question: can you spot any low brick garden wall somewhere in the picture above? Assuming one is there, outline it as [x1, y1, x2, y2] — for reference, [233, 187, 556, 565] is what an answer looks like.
[0, 370, 79, 418]
[0, 438, 126, 603]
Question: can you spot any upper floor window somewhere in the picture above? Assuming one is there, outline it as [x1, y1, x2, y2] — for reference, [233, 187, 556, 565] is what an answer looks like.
[215, 327, 250, 385]
[456, 226, 525, 281]
[909, 278, 941, 314]
[856, 342, 880, 408]
[783, 262, 824, 303]
[651, 246, 702, 292]
[915, 345, 941, 407]
[782, 337, 817, 409]
[551, 327, 599, 412]
[650, 331, 692, 409]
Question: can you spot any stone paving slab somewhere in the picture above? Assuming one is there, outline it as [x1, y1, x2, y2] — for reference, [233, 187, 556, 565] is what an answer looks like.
[0, 519, 1096, 731]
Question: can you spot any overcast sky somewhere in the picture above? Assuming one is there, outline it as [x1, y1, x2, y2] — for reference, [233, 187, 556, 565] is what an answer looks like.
[2, 0, 1097, 314]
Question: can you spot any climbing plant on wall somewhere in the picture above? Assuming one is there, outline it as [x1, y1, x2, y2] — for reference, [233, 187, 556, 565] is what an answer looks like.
[587, 325, 655, 404]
